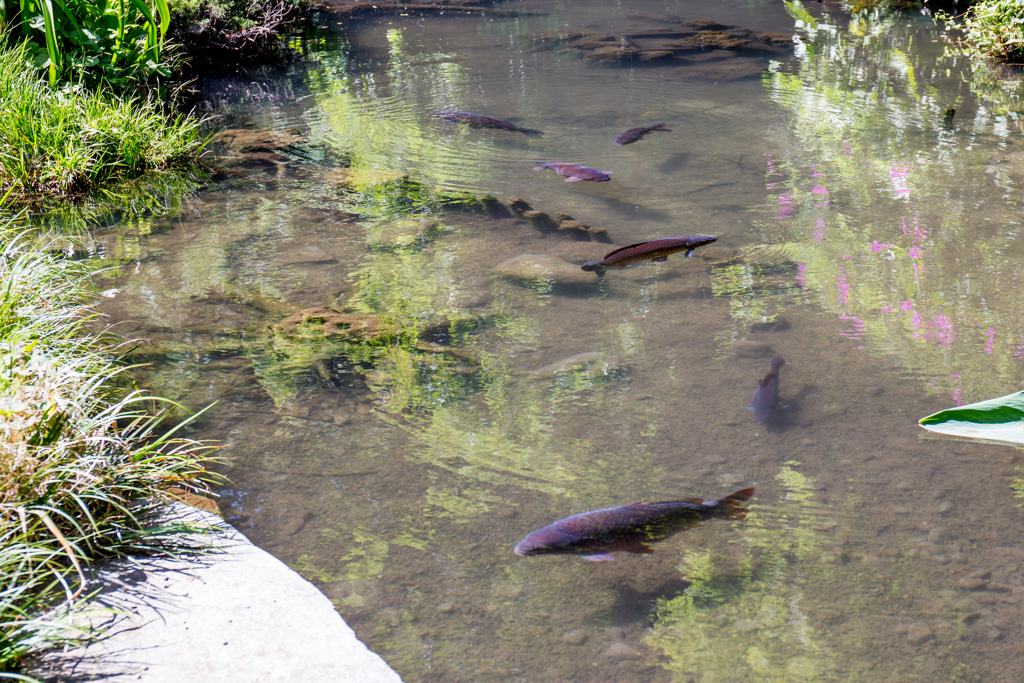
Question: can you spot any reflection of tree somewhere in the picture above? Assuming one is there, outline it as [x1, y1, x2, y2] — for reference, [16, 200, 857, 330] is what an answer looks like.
[755, 6, 1024, 404]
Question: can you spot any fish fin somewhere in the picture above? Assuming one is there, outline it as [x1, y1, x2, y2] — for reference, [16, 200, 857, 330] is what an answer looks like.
[522, 129, 544, 138]
[652, 124, 672, 131]
[580, 553, 616, 562]
[622, 500, 653, 508]
[565, 176, 583, 182]
[532, 164, 548, 171]
[713, 487, 755, 519]
[599, 241, 652, 261]
[683, 497, 704, 504]
[685, 249, 695, 258]
[652, 256, 668, 263]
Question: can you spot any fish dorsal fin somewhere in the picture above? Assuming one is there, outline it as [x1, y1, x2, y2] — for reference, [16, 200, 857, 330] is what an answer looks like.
[600, 242, 650, 260]
[622, 500, 652, 508]
[683, 497, 704, 504]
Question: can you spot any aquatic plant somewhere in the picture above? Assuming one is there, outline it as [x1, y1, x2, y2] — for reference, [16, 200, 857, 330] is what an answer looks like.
[0, 226, 216, 675]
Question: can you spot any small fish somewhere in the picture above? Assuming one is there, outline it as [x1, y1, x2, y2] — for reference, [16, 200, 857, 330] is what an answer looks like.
[533, 162, 612, 182]
[614, 123, 672, 145]
[429, 110, 544, 138]
[581, 235, 717, 277]
[514, 488, 754, 561]
[748, 354, 786, 423]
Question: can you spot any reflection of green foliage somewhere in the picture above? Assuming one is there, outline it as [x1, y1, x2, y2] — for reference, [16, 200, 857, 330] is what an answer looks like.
[341, 177, 483, 221]
[761, 7, 1024, 405]
[1012, 469, 1024, 504]
[649, 463, 833, 681]
[939, 0, 1024, 64]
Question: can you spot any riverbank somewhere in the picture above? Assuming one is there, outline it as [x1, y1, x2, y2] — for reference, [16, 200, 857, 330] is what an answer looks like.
[29, 503, 402, 682]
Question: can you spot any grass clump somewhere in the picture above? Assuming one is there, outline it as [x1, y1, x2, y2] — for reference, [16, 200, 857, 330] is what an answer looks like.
[941, 0, 1024, 63]
[0, 36, 205, 202]
[0, 225, 217, 675]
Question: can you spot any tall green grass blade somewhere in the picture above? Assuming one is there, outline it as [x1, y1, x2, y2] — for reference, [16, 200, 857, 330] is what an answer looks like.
[38, 0, 61, 85]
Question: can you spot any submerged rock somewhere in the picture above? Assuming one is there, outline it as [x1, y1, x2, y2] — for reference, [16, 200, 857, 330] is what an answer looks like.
[212, 128, 304, 152]
[367, 218, 445, 252]
[732, 339, 775, 359]
[479, 195, 512, 219]
[664, 31, 750, 50]
[325, 168, 409, 191]
[507, 196, 534, 216]
[274, 307, 401, 344]
[522, 210, 560, 233]
[531, 351, 607, 379]
[494, 254, 595, 290]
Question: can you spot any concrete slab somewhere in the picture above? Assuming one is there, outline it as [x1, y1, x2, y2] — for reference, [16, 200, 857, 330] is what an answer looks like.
[32, 503, 402, 683]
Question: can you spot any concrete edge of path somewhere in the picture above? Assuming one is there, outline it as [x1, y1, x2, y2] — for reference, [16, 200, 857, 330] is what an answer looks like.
[30, 502, 403, 683]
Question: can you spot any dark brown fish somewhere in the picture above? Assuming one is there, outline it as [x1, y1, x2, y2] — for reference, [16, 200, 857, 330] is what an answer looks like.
[429, 110, 544, 138]
[532, 162, 612, 182]
[749, 354, 786, 423]
[514, 488, 754, 561]
[581, 235, 717, 277]
[614, 123, 672, 145]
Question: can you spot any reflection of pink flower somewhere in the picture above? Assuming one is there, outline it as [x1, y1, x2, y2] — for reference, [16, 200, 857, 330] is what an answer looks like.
[911, 313, 957, 345]
[811, 217, 826, 242]
[909, 246, 923, 259]
[838, 314, 865, 344]
[901, 300, 913, 311]
[812, 186, 828, 194]
[776, 193, 795, 221]
[985, 327, 996, 354]
[797, 262, 808, 287]
[890, 165, 911, 197]
[881, 306, 892, 313]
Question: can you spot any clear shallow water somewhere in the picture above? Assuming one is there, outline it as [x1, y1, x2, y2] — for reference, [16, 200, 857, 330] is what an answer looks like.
[90, 0, 1024, 680]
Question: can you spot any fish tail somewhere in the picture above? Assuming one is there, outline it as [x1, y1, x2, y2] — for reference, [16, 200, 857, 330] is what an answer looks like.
[532, 162, 549, 170]
[652, 124, 672, 132]
[711, 487, 754, 520]
[522, 129, 545, 138]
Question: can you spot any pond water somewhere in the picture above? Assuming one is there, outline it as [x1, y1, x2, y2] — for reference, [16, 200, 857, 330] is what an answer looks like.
[91, 0, 1024, 680]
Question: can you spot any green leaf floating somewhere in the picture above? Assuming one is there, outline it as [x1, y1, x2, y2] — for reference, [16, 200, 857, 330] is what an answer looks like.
[919, 391, 1024, 445]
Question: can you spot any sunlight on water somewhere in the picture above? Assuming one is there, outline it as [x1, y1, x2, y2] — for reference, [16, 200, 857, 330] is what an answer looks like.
[88, 0, 1024, 680]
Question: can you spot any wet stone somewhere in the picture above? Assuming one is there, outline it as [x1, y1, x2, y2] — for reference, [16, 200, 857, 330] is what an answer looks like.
[562, 630, 588, 645]
[212, 128, 304, 152]
[280, 512, 311, 536]
[906, 623, 934, 646]
[507, 196, 533, 215]
[494, 254, 596, 290]
[522, 210, 560, 232]
[602, 642, 638, 659]
[750, 316, 791, 332]
[557, 220, 592, 240]
[732, 339, 775, 358]
[436, 601, 456, 614]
